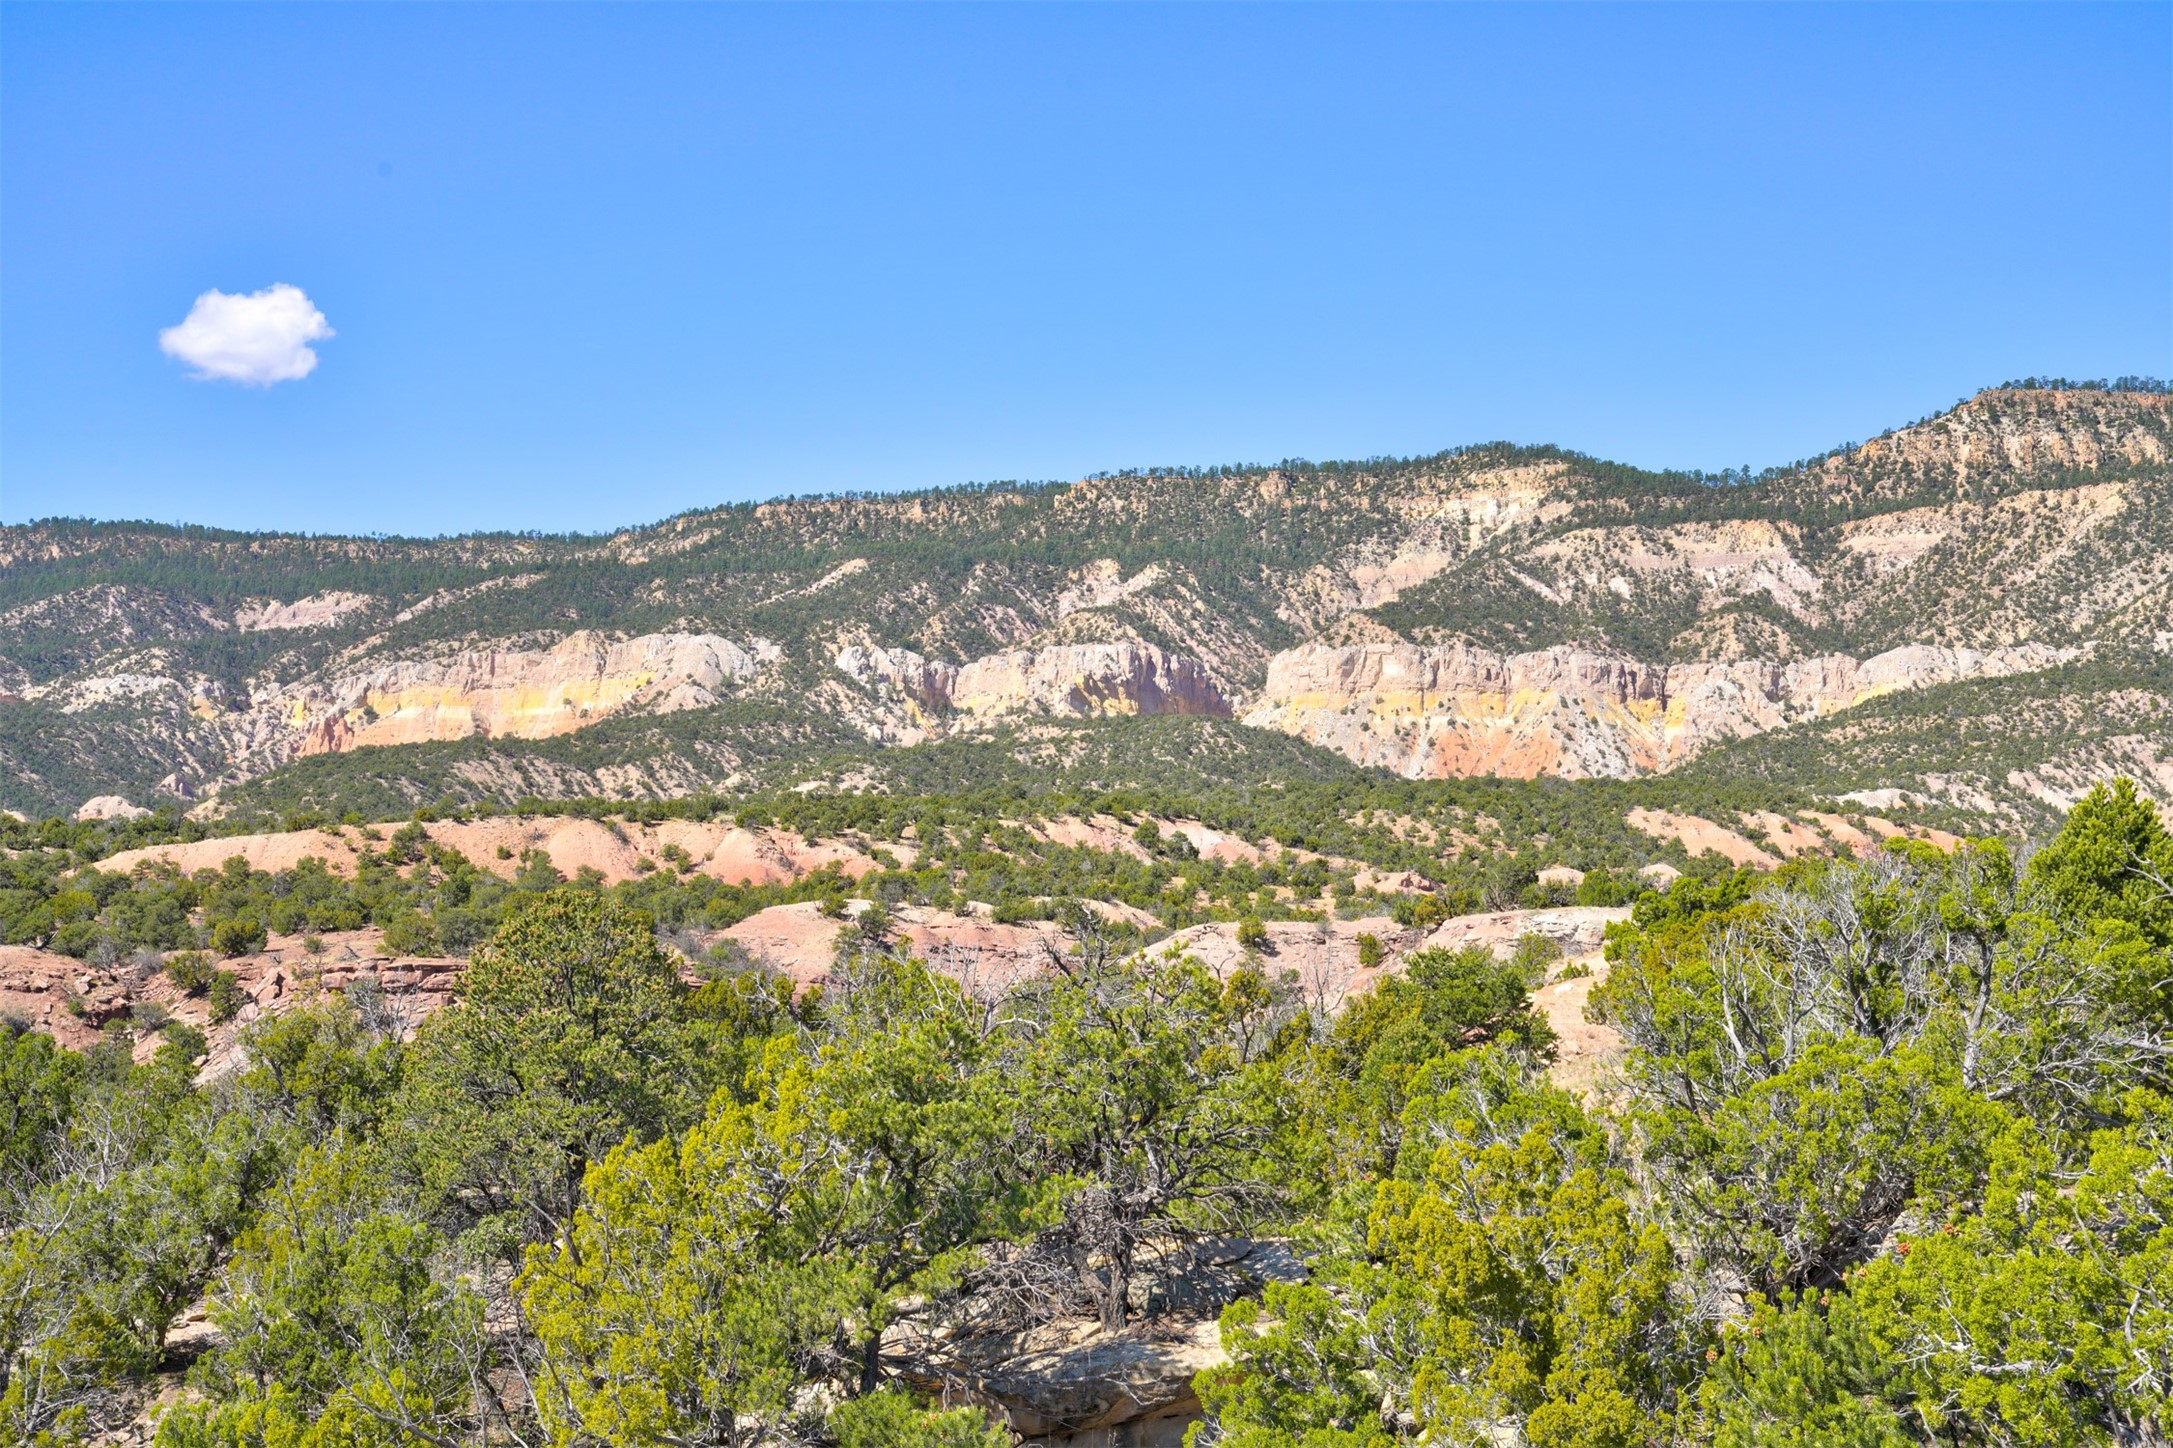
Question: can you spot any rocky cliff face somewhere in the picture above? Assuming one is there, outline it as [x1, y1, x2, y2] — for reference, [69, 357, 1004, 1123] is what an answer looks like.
[291, 630, 781, 755]
[949, 643, 1231, 721]
[836, 639, 1232, 738]
[1244, 639, 2081, 779]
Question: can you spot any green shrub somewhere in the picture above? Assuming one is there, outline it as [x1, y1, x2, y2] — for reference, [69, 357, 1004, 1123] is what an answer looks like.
[1518, 879, 1576, 910]
[165, 950, 218, 994]
[1575, 867, 1636, 907]
[1390, 892, 1452, 931]
[381, 912, 438, 957]
[210, 916, 267, 958]
[160, 1020, 208, 1064]
[830, 1389, 1008, 1448]
[207, 970, 246, 1024]
[1508, 932, 1564, 983]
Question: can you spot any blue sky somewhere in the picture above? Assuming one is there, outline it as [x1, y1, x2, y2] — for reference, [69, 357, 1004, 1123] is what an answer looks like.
[3, 4, 2167, 538]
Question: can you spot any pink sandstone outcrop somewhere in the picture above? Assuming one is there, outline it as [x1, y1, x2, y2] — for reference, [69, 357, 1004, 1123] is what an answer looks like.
[1145, 906, 1629, 1093]
[1244, 638, 2078, 779]
[1144, 906, 1625, 1008]
[720, 901, 1072, 994]
[0, 929, 459, 1072]
[1625, 809, 1781, 869]
[1624, 807, 1963, 864]
[75, 795, 151, 822]
[100, 818, 894, 888]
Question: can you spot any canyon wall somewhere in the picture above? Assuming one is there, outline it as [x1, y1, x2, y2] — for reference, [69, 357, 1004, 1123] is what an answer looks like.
[292, 631, 783, 753]
[836, 639, 1233, 724]
[1243, 639, 2079, 780]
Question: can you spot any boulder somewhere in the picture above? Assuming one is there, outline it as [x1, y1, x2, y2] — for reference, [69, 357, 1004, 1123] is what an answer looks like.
[893, 1238, 1304, 1447]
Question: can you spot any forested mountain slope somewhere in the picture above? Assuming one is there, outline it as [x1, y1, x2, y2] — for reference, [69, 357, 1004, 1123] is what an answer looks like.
[4, 382, 2167, 826]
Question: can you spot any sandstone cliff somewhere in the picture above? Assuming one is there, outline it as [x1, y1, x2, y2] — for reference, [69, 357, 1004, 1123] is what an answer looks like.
[292, 630, 782, 754]
[1244, 639, 2079, 779]
[836, 638, 1233, 735]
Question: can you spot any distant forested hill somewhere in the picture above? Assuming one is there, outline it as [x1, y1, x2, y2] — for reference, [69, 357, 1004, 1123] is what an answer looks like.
[4, 381, 2168, 829]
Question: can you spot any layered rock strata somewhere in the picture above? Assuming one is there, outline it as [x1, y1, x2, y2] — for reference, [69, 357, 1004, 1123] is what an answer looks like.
[836, 640, 1232, 723]
[293, 631, 781, 754]
[1245, 639, 2078, 779]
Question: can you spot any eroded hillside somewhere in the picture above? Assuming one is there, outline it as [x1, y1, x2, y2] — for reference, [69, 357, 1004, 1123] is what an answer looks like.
[4, 384, 2167, 825]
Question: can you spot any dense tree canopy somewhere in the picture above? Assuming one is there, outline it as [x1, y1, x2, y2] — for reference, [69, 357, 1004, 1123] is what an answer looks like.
[1, 779, 2168, 1445]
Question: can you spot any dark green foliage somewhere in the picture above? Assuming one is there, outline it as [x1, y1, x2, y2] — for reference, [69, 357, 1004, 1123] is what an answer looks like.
[1682, 648, 2173, 835]
[2027, 775, 2173, 946]
[1401, 944, 1560, 1058]
[398, 891, 711, 1251]
[0, 1023, 79, 1179]
[209, 915, 267, 958]
[1576, 866, 1636, 907]
[206, 970, 245, 1024]
[12, 384, 2168, 821]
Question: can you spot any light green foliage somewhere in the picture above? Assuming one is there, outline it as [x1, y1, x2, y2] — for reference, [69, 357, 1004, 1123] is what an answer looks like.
[518, 1041, 858, 1448]
[1305, 943, 1559, 1187]
[1375, 945, 1558, 1060]
[1203, 1055, 1687, 1448]
[1701, 1290, 1913, 1448]
[805, 953, 1027, 1389]
[237, 995, 402, 1136]
[1593, 831, 2162, 1293]
[164, 951, 218, 995]
[211, 916, 268, 959]
[1844, 1100, 2173, 1445]
[2029, 779, 2173, 943]
[1002, 943, 1292, 1330]
[2, 1055, 290, 1442]
[7, 777, 2172, 1445]
[1651, 1037, 1992, 1293]
[828, 1389, 1009, 1448]
[1575, 867, 1636, 908]
[156, 1144, 484, 1448]
[1706, 1097, 2173, 1446]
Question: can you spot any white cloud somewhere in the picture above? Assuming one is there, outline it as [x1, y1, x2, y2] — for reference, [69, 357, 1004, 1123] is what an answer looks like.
[159, 284, 334, 385]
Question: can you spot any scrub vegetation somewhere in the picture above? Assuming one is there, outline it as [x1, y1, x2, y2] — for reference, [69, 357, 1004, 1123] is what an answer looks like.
[3, 779, 2171, 1445]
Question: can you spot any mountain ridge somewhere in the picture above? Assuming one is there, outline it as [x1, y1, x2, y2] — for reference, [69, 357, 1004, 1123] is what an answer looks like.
[4, 384, 2169, 825]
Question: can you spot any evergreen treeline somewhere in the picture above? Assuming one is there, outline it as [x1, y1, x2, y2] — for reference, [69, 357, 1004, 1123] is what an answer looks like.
[3, 779, 2171, 1444]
